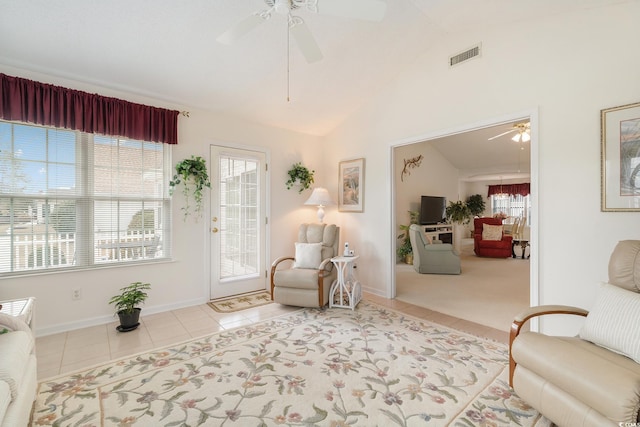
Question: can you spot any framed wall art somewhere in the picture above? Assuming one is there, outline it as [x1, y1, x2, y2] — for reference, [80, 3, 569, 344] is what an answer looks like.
[338, 158, 365, 212]
[601, 101, 640, 211]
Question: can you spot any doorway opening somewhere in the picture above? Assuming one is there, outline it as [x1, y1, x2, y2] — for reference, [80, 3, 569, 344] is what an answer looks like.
[390, 111, 538, 331]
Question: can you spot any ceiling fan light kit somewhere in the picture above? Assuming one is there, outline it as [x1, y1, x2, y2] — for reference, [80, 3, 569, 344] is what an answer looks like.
[488, 121, 531, 142]
[217, 0, 387, 101]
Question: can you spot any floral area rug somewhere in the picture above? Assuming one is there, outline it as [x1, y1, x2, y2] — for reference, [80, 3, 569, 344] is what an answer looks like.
[207, 291, 272, 313]
[32, 301, 547, 426]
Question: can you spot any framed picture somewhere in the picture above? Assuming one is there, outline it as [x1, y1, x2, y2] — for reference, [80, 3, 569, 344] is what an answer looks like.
[601, 101, 640, 211]
[338, 158, 365, 212]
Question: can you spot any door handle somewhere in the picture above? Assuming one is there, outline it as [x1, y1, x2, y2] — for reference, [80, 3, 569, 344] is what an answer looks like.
[211, 227, 219, 233]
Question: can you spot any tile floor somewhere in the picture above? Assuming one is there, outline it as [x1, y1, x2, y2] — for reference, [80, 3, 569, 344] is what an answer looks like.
[35, 293, 509, 381]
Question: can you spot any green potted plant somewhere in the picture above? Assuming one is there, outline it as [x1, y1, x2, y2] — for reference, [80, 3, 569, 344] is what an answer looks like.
[169, 155, 211, 220]
[109, 281, 151, 332]
[397, 210, 419, 264]
[466, 194, 486, 217]
[286, 162, 315, 193]
[445, 200, 472, 225]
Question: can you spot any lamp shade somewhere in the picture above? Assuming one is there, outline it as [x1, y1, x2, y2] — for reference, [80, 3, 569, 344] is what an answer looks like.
[304, 188, 335, 207]
[304, 187, 335, 223]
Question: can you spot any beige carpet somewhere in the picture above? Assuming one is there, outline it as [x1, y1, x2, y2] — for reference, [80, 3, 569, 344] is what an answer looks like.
[32, 301, 548, 426]
[396, 241, 530, 332]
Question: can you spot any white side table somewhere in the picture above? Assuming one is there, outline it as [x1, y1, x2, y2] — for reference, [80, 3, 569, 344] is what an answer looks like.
[329, 256, 361, 310]
[0, 297, 36, 331]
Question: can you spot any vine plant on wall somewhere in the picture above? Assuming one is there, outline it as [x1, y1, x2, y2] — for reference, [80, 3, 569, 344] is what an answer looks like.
[286, 162, 315, 193]
[169, 155, 211, 221]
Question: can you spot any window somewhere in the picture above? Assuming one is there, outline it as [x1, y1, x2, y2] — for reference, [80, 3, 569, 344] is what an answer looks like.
[219, 156, 259, 280]
[0, 119, 171, 276]
[491, 193, 530, 224]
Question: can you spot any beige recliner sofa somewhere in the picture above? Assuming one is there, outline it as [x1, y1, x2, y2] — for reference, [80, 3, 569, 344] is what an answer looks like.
[0, 312, 37, 427]
[509, 240, 640, 426]
[271, 223, 339, 307]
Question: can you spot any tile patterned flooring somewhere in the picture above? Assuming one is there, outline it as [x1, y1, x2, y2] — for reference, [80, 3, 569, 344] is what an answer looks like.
[35, 293, 509, 381]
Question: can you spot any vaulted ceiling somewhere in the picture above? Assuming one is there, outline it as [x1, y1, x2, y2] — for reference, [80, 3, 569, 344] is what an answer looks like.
[0, 0, 625, 137]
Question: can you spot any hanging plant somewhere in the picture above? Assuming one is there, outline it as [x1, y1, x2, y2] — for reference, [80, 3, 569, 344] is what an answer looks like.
[169, 155, 211, 220]
[286, 162, 315, 194]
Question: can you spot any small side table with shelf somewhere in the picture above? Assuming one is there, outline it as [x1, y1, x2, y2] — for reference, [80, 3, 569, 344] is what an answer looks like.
[329, 255, 362, 310]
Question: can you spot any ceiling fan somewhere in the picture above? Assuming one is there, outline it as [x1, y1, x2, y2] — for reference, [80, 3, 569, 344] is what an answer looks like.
[216, 0, 387, 64]
[488, 122, 531, 142]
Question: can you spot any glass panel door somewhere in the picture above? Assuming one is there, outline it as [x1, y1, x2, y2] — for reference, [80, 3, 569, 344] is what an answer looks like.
[210, 145, 267, 299]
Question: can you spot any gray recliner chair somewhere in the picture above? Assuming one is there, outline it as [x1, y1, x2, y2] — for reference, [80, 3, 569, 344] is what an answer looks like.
[408, 224, 461, 275]
[509, 240, 640, 426]
[270, 223, 339, 307]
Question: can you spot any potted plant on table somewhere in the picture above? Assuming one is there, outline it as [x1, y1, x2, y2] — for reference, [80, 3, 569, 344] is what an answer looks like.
[446, 201, 472, 251]
[446, 200, 472, 225]
[109, 282, 151, 332]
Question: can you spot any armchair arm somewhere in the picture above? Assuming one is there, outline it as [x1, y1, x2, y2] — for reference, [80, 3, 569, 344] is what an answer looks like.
[0, 312, 32, 335]
[319, 257, 334, 273]
[508, 305, 588, 386]
[271, 256, 294, 268]
[270, 256, 294, 301]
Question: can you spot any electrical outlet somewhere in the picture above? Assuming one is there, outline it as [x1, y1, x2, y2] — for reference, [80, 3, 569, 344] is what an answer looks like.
[72, 288, 82, 301]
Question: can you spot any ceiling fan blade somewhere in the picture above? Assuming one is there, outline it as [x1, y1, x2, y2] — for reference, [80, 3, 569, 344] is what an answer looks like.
[216, 13, 266, 45]
[316, 0, 387, 22]
[487, 129, 516, 140]
[290, 18, 323, 63]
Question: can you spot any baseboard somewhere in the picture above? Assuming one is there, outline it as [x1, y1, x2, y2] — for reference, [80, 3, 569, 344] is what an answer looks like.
[35, 297, 208, 337]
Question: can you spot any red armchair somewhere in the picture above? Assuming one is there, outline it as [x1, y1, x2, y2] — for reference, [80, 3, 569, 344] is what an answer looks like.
[473, 217, 513, 258]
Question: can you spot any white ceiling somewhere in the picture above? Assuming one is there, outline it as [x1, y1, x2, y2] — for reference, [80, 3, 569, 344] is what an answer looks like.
[0, 0, 627, 137]
[427, 120, 532, 182]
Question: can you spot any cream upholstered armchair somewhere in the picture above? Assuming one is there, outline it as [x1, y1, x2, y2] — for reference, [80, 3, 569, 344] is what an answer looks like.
[270, 223, 339, 307]
[509, 240, 640, 426]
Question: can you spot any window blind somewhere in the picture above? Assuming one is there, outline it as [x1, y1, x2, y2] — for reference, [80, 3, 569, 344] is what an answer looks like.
[0, 119, 171, 275]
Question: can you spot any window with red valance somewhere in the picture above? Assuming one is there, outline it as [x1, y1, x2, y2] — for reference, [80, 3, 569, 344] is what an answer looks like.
[0, 73, 179, 144]
[0, 74, 177, 275]
[487, 183, 530, 197]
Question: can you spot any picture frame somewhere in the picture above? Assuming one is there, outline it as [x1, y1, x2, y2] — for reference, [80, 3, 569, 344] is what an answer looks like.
[601, 101, 640, 211]
[338, 158, 365, 212]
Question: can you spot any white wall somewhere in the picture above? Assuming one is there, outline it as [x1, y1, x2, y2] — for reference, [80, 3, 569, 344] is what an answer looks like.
[0, 66, 325, 336]
[323, 2, 640, 335]
[3, 2, 639, 337]
[394, 141, 459, 252]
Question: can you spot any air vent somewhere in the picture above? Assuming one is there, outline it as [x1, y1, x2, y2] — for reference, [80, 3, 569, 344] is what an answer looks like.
[449, 44, 481, 67]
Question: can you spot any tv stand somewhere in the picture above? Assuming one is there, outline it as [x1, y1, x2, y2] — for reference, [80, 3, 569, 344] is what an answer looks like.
[423, 223, 453, 244]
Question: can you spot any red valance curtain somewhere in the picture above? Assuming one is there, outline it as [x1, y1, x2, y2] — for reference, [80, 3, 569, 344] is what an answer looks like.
[487, 183, 530, 197]
[0, 73, 179, 144]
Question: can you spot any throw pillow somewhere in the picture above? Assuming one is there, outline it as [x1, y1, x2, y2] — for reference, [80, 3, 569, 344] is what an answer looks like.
[579, 282, 640, 363]
[482, 224, 503, 241]
[293, 242, 322, 269]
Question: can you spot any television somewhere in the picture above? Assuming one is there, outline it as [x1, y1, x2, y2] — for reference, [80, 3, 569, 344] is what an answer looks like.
[420, 196, 446, 225]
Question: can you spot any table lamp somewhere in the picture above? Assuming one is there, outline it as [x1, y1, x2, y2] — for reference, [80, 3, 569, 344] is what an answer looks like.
[304, 187, 336, 223]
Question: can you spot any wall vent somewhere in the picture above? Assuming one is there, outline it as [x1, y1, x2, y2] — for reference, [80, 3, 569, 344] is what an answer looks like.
[449, 44, 481, 67]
